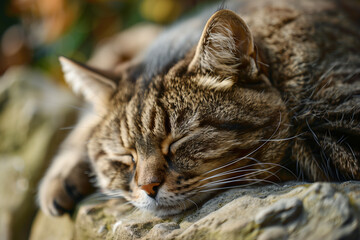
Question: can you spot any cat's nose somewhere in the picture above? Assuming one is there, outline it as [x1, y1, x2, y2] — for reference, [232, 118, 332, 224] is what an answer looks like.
[140, 182, 160, 198]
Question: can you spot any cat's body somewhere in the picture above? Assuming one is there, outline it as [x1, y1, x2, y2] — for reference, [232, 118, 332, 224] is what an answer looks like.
[39, 0, 360, 217]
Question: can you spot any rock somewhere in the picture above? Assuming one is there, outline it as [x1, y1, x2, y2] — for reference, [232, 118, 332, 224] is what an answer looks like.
[296, 183, 360, 240]
[29, 212, 74, 240]
[29, 182, 360, 240]
[257, 227, 288, 240]
[0, 66, 79, 240]
[255, 198, 303, 226]
[145, 222, 180, 239]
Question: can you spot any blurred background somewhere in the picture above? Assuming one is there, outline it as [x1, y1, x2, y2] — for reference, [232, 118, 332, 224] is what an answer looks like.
[0, 0, 219, 80]
[0, 0, 217, 239]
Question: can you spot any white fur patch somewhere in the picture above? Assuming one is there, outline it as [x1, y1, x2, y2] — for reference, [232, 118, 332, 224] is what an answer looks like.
[189, 10, 258, 79]
[197, 75, 234, 90]
[59, 57, 115, 107]
[201, 23, 241, 75]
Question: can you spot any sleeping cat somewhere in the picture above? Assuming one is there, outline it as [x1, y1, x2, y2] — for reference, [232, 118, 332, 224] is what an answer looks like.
[38, 0, 360, 217]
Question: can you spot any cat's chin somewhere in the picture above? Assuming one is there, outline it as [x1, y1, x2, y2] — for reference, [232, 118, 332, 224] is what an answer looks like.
[146, 203, 188, 217]
[131, 198, 188, 217]
[131, 191, 213, 217]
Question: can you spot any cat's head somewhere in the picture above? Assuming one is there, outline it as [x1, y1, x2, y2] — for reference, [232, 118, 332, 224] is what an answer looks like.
[60, 10, 289, 216]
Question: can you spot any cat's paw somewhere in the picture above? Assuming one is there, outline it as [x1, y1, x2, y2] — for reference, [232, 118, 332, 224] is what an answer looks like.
[38, 161, 95, 216]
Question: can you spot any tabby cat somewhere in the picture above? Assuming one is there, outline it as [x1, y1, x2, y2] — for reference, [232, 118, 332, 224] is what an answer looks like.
[38, 0, 360, 217]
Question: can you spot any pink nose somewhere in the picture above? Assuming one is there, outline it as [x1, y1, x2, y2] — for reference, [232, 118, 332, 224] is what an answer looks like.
[140, 182, 160, 198]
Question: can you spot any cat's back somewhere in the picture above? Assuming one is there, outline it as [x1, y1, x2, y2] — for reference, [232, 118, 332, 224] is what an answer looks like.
[238, 0, 360, 97]
[235, 0, 360, 180]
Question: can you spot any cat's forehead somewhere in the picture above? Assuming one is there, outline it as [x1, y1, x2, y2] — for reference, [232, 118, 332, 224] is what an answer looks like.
[110, 77, 203, 125]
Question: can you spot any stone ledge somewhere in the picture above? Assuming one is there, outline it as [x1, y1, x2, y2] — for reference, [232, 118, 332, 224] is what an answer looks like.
[30, 181, 360, 240]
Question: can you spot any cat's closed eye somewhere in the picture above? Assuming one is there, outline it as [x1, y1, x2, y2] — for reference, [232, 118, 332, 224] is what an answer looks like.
[167, 137, 187, 155]
[109, 155, 135, 167]
[160, 135, 182, 156]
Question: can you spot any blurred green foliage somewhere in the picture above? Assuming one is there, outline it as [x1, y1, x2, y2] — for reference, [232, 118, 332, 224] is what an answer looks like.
[0, 0, 217, 83]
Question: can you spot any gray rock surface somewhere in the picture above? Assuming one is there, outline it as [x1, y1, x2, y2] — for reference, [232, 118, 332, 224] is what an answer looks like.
[30, 182, 360, 240]
[0, 67, 78, 240]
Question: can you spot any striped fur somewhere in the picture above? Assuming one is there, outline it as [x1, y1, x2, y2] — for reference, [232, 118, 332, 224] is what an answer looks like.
[39, 0, 360, 217]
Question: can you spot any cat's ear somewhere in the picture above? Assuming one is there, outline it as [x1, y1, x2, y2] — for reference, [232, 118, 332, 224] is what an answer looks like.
[59, 56, 117, 110]
[189, 10, 260, 83]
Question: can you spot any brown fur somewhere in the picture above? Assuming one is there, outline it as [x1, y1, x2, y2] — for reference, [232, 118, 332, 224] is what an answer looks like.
[39, 0, 360, 217]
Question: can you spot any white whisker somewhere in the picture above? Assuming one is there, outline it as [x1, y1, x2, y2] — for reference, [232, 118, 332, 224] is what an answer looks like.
[199, 168, 280, 188]
[187, 199, 199, 212]
[59, 126, 76, 130]
[258, 133, 305, 142]
[200, 159, 295, 182]
[202, 112, 283, 176]
[199, 166, 277, 183]
[199, 178, 280, 192]
[68, 104, 89, 112]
